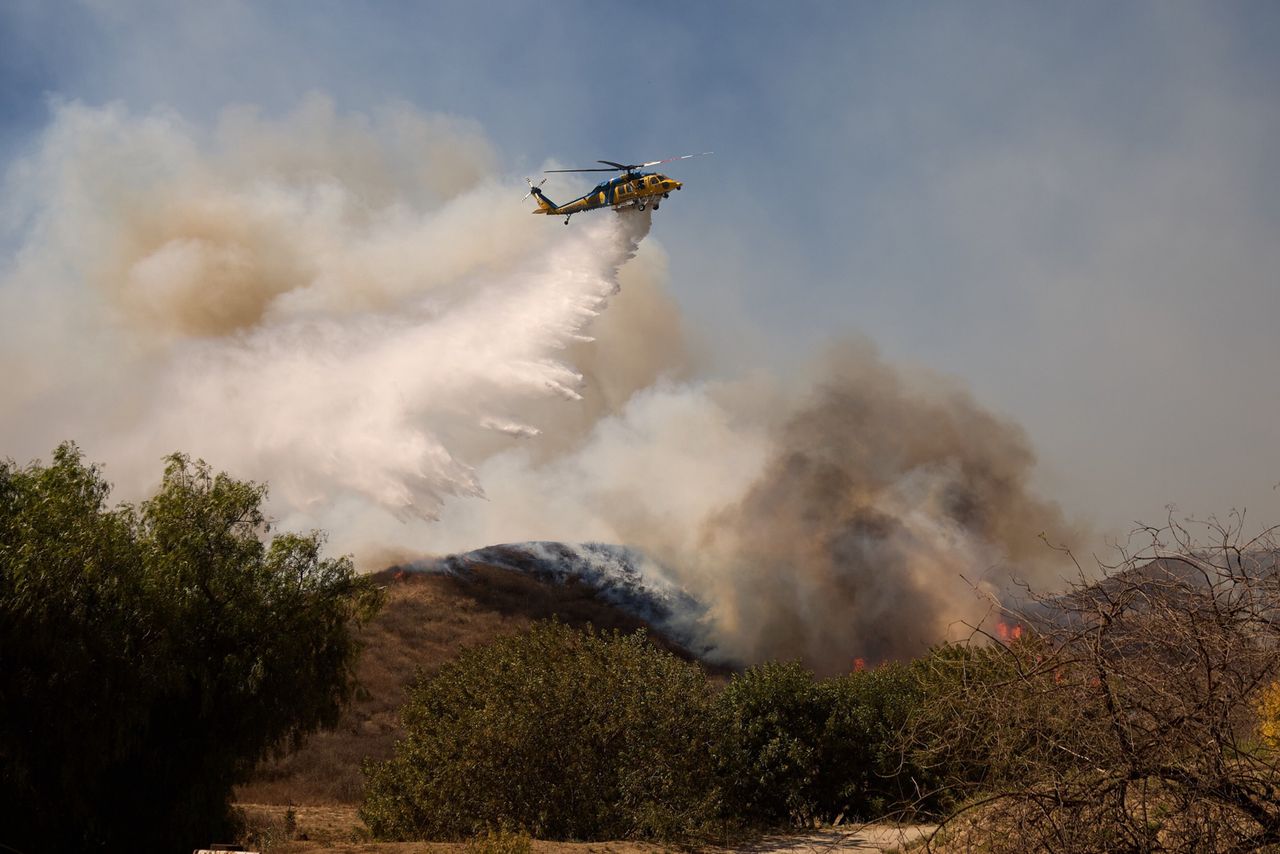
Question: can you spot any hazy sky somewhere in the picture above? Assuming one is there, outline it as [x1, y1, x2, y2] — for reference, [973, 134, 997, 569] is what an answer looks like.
[3, 1, 1279, 535]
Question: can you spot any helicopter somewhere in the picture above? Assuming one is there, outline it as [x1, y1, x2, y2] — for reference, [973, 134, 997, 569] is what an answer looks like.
[523, 152, 712, 224]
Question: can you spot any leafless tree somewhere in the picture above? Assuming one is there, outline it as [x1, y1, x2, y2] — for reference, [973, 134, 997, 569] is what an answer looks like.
[912, 513, 1280, 853]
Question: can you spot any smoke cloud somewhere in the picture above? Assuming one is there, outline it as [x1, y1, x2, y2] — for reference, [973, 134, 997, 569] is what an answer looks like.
[1, 97, 1077, 674]
[421, 344, 1076, 673]
[694, 342, 1072, 670]
[1, 96, 675, 516]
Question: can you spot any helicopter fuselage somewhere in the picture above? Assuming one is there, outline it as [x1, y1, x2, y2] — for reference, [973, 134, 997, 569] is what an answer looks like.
[530, 171, 682, 219]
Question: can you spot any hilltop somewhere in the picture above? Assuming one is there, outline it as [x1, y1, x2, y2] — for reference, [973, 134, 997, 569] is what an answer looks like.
[237, 547, 715, 806]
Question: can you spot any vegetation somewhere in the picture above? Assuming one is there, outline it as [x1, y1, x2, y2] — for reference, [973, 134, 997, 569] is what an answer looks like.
[915, 516, 1280, 852]
[905, 636, 1060, 806]
[0, 443, 381, 853]
[714, 660, 932, 824]
[712, 661, 830, 825]
[362, 621, 722, 841]
[1260, 680, 1280, 749]
[818, 661, 935, 818]
[13, 439, 1275, 852]
[361, 516, 1280, 852]
[364, 623, 941, 842]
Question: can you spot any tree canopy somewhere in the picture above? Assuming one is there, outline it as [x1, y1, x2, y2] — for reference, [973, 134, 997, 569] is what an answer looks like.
[0, 443, 382, 853]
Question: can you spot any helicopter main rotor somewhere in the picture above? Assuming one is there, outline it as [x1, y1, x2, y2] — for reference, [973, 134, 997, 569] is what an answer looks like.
[544, 151, 713, 174]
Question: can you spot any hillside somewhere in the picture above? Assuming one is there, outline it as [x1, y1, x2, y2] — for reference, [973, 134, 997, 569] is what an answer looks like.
[237, 554, 711, 806]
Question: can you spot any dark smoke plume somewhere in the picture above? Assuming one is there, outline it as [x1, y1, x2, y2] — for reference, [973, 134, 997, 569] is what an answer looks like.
[695, 342, 1074, 672]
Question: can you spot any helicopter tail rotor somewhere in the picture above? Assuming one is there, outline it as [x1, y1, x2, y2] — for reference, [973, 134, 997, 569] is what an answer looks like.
[523, 177, 557, 214]
[521, 176, 548, 202]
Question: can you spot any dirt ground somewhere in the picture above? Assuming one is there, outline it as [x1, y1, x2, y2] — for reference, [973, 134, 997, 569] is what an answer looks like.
[236, 804, 935, 854]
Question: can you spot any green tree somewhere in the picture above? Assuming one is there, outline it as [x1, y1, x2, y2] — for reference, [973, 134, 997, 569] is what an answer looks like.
[0, 443, 382, 853]
[362, 621, 720, 842]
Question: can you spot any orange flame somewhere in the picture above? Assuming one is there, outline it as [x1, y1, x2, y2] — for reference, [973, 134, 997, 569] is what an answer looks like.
[995, 622, 1023, 642]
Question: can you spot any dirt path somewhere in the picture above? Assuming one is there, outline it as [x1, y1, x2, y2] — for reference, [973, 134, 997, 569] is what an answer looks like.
[239, 805, 934, 853]
[728, 826, 936, 853]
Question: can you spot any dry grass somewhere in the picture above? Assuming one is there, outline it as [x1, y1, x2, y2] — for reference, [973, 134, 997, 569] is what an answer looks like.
[237, 563, 709, 806]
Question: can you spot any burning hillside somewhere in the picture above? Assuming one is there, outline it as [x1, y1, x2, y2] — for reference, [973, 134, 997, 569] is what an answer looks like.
[410, 542, 711, 657]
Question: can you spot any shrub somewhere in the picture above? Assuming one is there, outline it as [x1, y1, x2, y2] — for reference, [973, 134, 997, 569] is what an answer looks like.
[1257, 680, 1280, 749]
[713, 660, 929, 825]
[713, 661, 829, 824]
[0, 444, 381, 853]
[817, 663, 933, 818]
[361, 621, 720, 841]
[905, 639, 1049, 799]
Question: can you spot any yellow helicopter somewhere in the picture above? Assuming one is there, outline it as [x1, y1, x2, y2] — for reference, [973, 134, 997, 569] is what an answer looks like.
[524, 152, 712, 224]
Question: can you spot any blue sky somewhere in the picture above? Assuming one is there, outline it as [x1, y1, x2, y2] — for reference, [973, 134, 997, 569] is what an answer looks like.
[3, 0, 1280, 532]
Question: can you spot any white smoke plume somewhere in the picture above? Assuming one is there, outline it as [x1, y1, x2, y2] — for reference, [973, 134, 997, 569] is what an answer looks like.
[1, 97, 1079, 673]
[0, 96, 672, 518]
